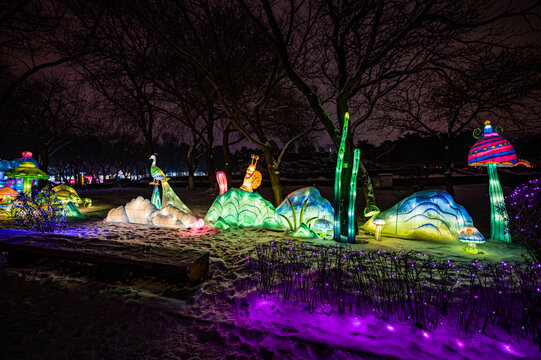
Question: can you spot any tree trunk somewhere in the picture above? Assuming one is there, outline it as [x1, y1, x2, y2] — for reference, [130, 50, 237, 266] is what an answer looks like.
[223, 123, 233, 186]
[39, 143, 49, 172]
[443, 138, 455, 198]
[262, 146, 283, 206]
[187, 144, 196, 190]
[204, 146, 216, 190]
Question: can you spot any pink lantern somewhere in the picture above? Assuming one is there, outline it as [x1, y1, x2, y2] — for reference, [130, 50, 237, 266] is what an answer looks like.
[216, 171, 228, 195]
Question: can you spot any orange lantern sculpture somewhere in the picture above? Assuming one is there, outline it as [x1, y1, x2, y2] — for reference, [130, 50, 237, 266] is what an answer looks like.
[240, 155, 262, 192]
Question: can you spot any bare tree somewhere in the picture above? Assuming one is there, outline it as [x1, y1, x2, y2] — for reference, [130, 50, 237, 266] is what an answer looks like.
[129, 0, 318, 204]
[380, 48, 541, 196]
[8, 73, 84, 171]
[73, 3, 165, 154]
[238, 0, 540, 238]
[0, 0, 102, 107]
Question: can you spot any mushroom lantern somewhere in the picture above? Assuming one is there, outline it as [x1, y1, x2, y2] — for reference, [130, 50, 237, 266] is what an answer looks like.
[0, 186, 19, 205]
[4, 161, 50, 195]
[373, 218, 386, 241]
[458, 226, 485, 254]
[468, 121, 531, 243]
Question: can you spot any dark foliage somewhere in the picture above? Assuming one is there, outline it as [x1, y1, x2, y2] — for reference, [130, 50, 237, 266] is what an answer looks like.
[247, 242, 541, 348]
[9, 189, 66, 233]
[506, 179, 541, 263]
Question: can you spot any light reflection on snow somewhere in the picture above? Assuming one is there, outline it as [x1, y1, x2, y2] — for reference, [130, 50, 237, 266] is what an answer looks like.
[178, 224, 220, 238]
[501, 343, 524, 357]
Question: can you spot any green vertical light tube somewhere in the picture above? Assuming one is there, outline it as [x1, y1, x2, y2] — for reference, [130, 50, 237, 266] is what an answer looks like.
[348, 148, 360, 243]
[334, 113, 349, 241]
[487, 163, 510, 242]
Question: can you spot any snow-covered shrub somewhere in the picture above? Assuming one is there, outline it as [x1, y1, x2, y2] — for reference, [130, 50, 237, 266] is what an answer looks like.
[505, 179, 541, 263]
[8, 189, 66, 233]
[248, 242, 541, 347]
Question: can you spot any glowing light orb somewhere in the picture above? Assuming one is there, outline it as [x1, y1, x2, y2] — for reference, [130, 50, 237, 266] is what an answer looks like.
[194, 218, 205, 229]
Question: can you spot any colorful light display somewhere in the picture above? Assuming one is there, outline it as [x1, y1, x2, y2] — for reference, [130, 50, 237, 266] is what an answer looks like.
[468, 121, 531, 243]
[240, 155, 262, 193]
[149, 154, 169, 182]
[205, 188, 285, 229]
[4, 161, 50, 194]
[348, 148, 361, 242]
[458, 226, 485, 254]
[0, 186, 18, 206]
[0, 151, 39, 194]
[361, 190, 481, 242]
[333, 112, 361, 243]
[51, 185, 91, 207]
[333, 113, 348, 242]
[216, 171, 228, 195]
[276, 187, 333, 232]
[149, 154, 165, 209]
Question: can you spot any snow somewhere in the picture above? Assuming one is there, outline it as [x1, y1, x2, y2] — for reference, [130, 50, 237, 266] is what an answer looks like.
[0, 184, 538, 359]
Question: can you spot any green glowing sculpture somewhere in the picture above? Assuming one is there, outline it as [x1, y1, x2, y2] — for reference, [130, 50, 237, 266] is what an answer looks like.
[150, 183, 161, 209]
[348, 148, 361, 242]
[205, 188, 285, 229]
[333, 112, 361, 243]
[333, 113, 348, 241]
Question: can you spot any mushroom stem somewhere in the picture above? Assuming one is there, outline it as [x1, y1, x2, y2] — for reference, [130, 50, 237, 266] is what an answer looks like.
[487, 164, 511, 243]
[22, 178, 32, 195]
[375, 225, 383, 241]
[465, 243, 479, 254]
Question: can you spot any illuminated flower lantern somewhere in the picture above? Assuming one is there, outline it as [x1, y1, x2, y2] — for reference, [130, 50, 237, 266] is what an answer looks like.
[4, 161, 49, 195]
[240, 155, 262, 193]
[468, 121, 531, 243]
[458, 226, 485, 254]
[0, 186, 18, 206]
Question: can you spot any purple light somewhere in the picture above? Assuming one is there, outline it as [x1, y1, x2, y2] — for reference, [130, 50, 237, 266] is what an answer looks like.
[386, 325, 395, 331]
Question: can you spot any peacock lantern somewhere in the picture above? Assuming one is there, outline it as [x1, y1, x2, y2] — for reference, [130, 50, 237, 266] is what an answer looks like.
[240, 155, 262, 192]
[149, 154, 169, 209]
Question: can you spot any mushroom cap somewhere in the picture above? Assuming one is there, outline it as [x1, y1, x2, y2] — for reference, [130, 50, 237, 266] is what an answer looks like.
[373, 217, 386, 226]
[0, 186, 19, 197]
[4, 161, 50, 180]
[458, 226, 485, 244]
[468, 121, 517, 167]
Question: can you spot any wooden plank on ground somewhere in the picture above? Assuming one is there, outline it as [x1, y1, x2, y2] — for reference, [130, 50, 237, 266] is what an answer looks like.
[0, 229, 209, 283]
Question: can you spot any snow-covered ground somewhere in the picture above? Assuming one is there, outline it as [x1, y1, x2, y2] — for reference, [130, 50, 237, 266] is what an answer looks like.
[0, 184, 538, 359]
